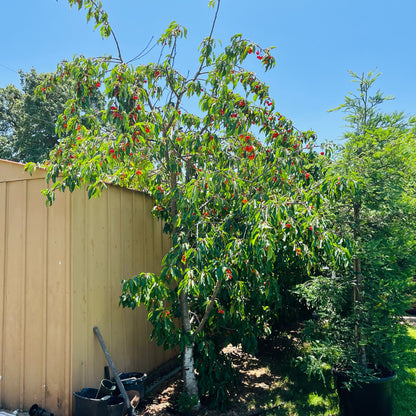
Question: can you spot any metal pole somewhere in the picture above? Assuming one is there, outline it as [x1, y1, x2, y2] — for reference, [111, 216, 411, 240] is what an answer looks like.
[93, 326, 135, 416]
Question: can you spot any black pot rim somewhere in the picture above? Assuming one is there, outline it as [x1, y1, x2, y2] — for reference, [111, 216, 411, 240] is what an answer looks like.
[332, 368, 397, 383]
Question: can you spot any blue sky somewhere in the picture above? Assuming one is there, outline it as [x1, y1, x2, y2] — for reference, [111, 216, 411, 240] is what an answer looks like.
[1, 0, 415, 142]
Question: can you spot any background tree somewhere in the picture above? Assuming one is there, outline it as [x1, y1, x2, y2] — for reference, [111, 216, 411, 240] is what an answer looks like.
[28, 0, 348, 409]
[0, 69, 103, 163]
[297, 71, 416, 383]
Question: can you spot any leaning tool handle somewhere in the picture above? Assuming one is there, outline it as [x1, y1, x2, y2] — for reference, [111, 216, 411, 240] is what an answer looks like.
[93, 326, 135, 416]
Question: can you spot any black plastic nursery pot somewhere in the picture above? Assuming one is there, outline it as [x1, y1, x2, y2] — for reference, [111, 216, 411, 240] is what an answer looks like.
[334, 370, 397, 416]
[118, 372, 147, 398]
[73, 387, 124, 416]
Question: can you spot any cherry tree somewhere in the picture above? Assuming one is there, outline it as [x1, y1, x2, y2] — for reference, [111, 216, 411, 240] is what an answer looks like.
[27, 0, 348, 409]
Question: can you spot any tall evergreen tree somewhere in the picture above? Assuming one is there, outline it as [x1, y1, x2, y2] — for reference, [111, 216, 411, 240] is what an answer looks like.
[297, 71, 416, 384]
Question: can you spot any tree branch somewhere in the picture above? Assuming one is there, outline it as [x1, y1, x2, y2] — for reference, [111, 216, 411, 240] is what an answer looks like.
[193, 277, 222, 338]
[89, 0, 124, 62]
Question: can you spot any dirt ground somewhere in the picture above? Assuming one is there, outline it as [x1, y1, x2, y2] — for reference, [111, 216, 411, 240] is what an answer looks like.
[137, 340, 289, 416]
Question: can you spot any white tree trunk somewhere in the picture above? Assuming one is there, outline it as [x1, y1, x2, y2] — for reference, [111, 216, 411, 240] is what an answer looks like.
[180, 290, 200, 410]
[183, 343, 199, 398]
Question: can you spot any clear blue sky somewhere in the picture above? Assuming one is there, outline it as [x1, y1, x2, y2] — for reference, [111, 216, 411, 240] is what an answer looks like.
[1, 0, 415, 142]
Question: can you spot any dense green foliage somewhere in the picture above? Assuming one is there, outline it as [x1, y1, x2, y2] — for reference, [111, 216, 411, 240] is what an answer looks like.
[297, 71, 416, 385]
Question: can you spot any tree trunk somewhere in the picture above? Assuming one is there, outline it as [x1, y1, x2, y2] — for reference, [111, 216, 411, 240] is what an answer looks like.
[353, 256, 367, 368]
[168, 144, 200, 407]
[180, 290, 200, 409]
[353, 202, 367, 368]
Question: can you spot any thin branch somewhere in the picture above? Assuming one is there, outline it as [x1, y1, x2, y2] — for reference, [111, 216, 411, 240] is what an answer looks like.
[193, 278, 222, 338]
[110, 28, 124, 63]
[191, 0, 221, 83]
[89, 0, 124, 62]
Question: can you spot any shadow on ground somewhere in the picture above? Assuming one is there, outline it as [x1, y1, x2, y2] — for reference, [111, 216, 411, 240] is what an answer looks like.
[251, 331, 338, 416]
[138, 326, 339, 416]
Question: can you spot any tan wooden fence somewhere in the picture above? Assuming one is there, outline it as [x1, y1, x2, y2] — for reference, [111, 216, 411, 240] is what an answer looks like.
[0, 159, 174, 415]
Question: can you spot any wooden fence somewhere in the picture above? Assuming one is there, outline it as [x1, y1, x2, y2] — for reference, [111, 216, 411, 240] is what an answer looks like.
[0, 160, 174, 415]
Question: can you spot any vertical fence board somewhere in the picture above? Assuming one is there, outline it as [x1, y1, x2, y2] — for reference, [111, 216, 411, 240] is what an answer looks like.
[0, 183, 6, 406]
[64, 192, 72, 416]
[85, 191, 109, 386]
[2, 181, 26, 410]
[107, 187, 125, 371]
[23, 180, 47, 409]
[71, 191, 87, 393]
[120, 190, 136, 372]
[143, 195, 164, 370]
[44, 190, 70, 413]
[130, 192, 151, 372]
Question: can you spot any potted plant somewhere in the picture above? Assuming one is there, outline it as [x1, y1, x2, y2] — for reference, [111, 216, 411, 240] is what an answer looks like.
[296, 72, 416, 416]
